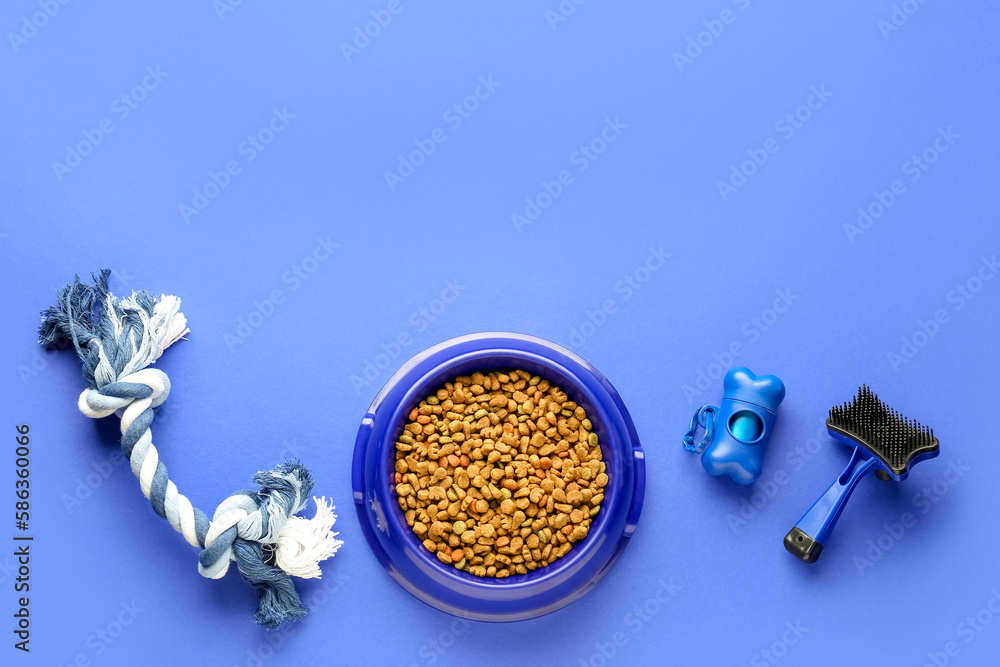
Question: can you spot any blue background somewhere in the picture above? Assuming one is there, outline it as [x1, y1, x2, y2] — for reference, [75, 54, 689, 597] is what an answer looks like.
[1, 1, 998, 666]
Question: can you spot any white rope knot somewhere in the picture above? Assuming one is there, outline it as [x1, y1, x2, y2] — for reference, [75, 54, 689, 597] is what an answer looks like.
[198, 467, 343, 584]
[200, 495, 343, 580]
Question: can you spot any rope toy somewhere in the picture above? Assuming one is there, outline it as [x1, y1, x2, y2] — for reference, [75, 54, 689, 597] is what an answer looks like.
[38, 270, 343, 629]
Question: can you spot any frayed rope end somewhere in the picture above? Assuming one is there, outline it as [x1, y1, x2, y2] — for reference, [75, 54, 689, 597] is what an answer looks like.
[150, 295, 189, 361]
[233, 540, 309, 630]
[38, 269, 189, 390]
[274, 496, 344, 579]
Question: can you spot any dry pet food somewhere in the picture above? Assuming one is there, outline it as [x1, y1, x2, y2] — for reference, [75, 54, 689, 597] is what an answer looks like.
[393, 369, 608, 578]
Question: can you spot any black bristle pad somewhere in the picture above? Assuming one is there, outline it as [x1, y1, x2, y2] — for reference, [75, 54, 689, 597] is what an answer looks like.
[827, 386, 938, 472]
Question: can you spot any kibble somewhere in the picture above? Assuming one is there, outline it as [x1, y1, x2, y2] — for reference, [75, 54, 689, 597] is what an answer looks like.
[394, 369, 608, 577]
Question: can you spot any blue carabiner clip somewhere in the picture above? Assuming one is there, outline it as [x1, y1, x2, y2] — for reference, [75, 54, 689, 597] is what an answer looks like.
[683, 405, 717, 454]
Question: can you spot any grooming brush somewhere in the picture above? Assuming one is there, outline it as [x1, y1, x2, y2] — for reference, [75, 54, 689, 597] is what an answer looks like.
[784, 385, 939, 563]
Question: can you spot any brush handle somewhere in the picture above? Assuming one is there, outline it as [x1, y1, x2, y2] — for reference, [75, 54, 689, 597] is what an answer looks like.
[784, 447, 878, 563]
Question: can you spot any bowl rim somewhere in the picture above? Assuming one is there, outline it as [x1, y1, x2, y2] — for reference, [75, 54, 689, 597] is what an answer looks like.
[352, 332, 645, 620]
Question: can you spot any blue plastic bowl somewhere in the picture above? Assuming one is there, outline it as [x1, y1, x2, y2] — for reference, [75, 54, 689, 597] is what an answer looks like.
[351, 332, 645, 621]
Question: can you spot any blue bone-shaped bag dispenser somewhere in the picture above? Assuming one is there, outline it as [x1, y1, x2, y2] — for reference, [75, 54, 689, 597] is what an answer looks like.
[683, 367, 785, 485]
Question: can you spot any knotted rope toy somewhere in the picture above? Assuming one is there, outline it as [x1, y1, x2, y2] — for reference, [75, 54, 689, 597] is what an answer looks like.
[38, 270, 343, 629]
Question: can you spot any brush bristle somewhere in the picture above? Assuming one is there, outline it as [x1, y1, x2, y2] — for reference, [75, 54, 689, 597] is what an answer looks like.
[827, 385, 938, 473]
